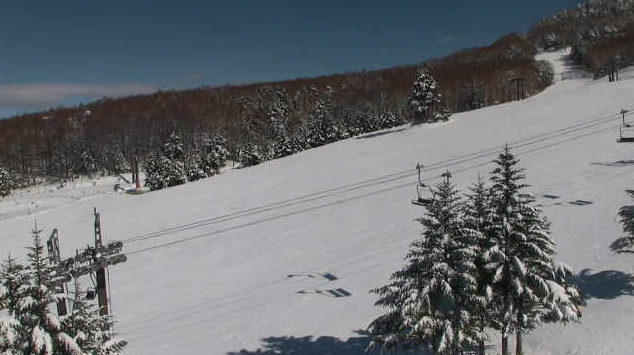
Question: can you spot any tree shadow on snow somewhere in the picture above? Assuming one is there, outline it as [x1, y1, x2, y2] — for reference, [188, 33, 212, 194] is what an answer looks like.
[589, 160, 634, 167]
[226, 330, 425, 355]
[576, 268, 634, 302]
[356, 128, 406, 140]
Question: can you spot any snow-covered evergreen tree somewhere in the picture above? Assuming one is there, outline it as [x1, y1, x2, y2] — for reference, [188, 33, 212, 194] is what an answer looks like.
[142, 153, 163, 191]
[368, 172, 482, 354]
[268, 112, 295, 159]
[0, 254, 27, 354]
[0, 164, 14, 198]
[485, 146, 580, 355]
[303, 88, 341, 147]
[462, 175, 495, 355]
[158, 155, 186, 188]
[143, 133, 187, 190]
[0, 229, 127, 355]
[0, 227, 81, 355]
[410, 65, 443, 124]
[377, 93, 401, 129]
[78, 150, 97, 177]
[379, 110, 399, 129]
[239, 143, 262, 167]
[270, 132, 295, 159]
[62, 280, 127, 355]
[545, 33, 558, 50]
[199, 135, 229, 176]
[289, 130, 310, 153]
[0, 254, 27, 315]
[184, 152, 206, 182]
[107, 148, 130, 176]
[611, 190, 634, 252]
[164, 132, 184, 161]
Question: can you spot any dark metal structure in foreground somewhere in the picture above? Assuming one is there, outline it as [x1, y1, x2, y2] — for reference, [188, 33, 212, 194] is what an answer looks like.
[46, 208, 127, 318]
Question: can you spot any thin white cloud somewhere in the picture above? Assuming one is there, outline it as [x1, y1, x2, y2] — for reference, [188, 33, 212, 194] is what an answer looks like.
[185, 73, 204, 81]
[437, 34, 454, 45]
[0, 83, 157, 111]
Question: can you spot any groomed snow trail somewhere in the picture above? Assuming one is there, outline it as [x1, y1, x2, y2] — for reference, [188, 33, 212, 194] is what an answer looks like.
[2, 50, 634, 354]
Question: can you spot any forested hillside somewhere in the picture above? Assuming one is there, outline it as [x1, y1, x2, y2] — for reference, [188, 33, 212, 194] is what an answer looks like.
[1, 0, 632, 189]
[528, 0, 634, 76]
[0, 35, 549, 186]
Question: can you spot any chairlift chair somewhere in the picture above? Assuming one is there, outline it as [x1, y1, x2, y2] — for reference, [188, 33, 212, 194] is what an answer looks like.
[412, 184, 436, 206]
[411, 163, 436, 206]
[85, 287, 96, 300]
[617, 124, 634, 142]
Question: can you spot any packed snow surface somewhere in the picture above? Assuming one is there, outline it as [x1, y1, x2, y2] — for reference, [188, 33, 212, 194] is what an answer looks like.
[2, 50, 634, 354]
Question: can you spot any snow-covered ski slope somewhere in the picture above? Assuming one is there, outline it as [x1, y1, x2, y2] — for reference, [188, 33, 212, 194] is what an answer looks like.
[3, 50, 634, 354]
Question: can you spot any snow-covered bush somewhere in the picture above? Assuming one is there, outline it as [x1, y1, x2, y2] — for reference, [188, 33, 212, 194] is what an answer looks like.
[434, 109, 453, 121]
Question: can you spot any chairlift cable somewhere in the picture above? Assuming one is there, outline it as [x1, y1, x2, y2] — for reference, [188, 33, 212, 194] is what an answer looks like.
[122, 108, 628, 246]
[125, 121, 619, 256]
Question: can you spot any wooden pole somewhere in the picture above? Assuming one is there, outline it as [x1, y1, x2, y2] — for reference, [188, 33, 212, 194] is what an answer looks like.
[93, 208, 109, 316]
[46, 229, 68, 316]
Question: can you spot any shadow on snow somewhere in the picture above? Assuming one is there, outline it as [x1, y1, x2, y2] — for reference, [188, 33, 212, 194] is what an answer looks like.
[226, 331, 424, 355]
[355, 128, 407, 140]
[576, 268, 634, 302]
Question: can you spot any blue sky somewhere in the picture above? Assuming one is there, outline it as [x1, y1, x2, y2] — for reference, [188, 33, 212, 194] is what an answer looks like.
[0, 1, 580, 119]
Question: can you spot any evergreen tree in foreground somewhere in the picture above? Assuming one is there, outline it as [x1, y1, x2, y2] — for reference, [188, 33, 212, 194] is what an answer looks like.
[62, 280, 126, 355]
[0, 227, 127, 355]
[485, 145, 580, 355]
[0, 254, 27, 354]
[462, 175, 495, 355]
[0, 227, 80, 354]
[368, 172, 482, 354]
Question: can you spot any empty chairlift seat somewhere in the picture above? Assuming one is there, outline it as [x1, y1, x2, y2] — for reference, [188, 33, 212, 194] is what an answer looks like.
[618, 124, 634, 142]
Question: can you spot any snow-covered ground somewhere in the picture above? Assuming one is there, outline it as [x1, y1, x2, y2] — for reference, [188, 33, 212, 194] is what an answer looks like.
[0, 175, 138, 222]
[536, 48, 592, 82]
[2, 50, 634, 354]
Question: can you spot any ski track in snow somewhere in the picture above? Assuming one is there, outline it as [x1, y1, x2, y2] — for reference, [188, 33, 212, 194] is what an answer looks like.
[3, 49, 634, 354]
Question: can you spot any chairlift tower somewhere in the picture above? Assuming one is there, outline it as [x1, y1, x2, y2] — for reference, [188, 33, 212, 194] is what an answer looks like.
[46, 229, 71, 316]
[44, 208, 127, 318]
[618, 109, 634, 142]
